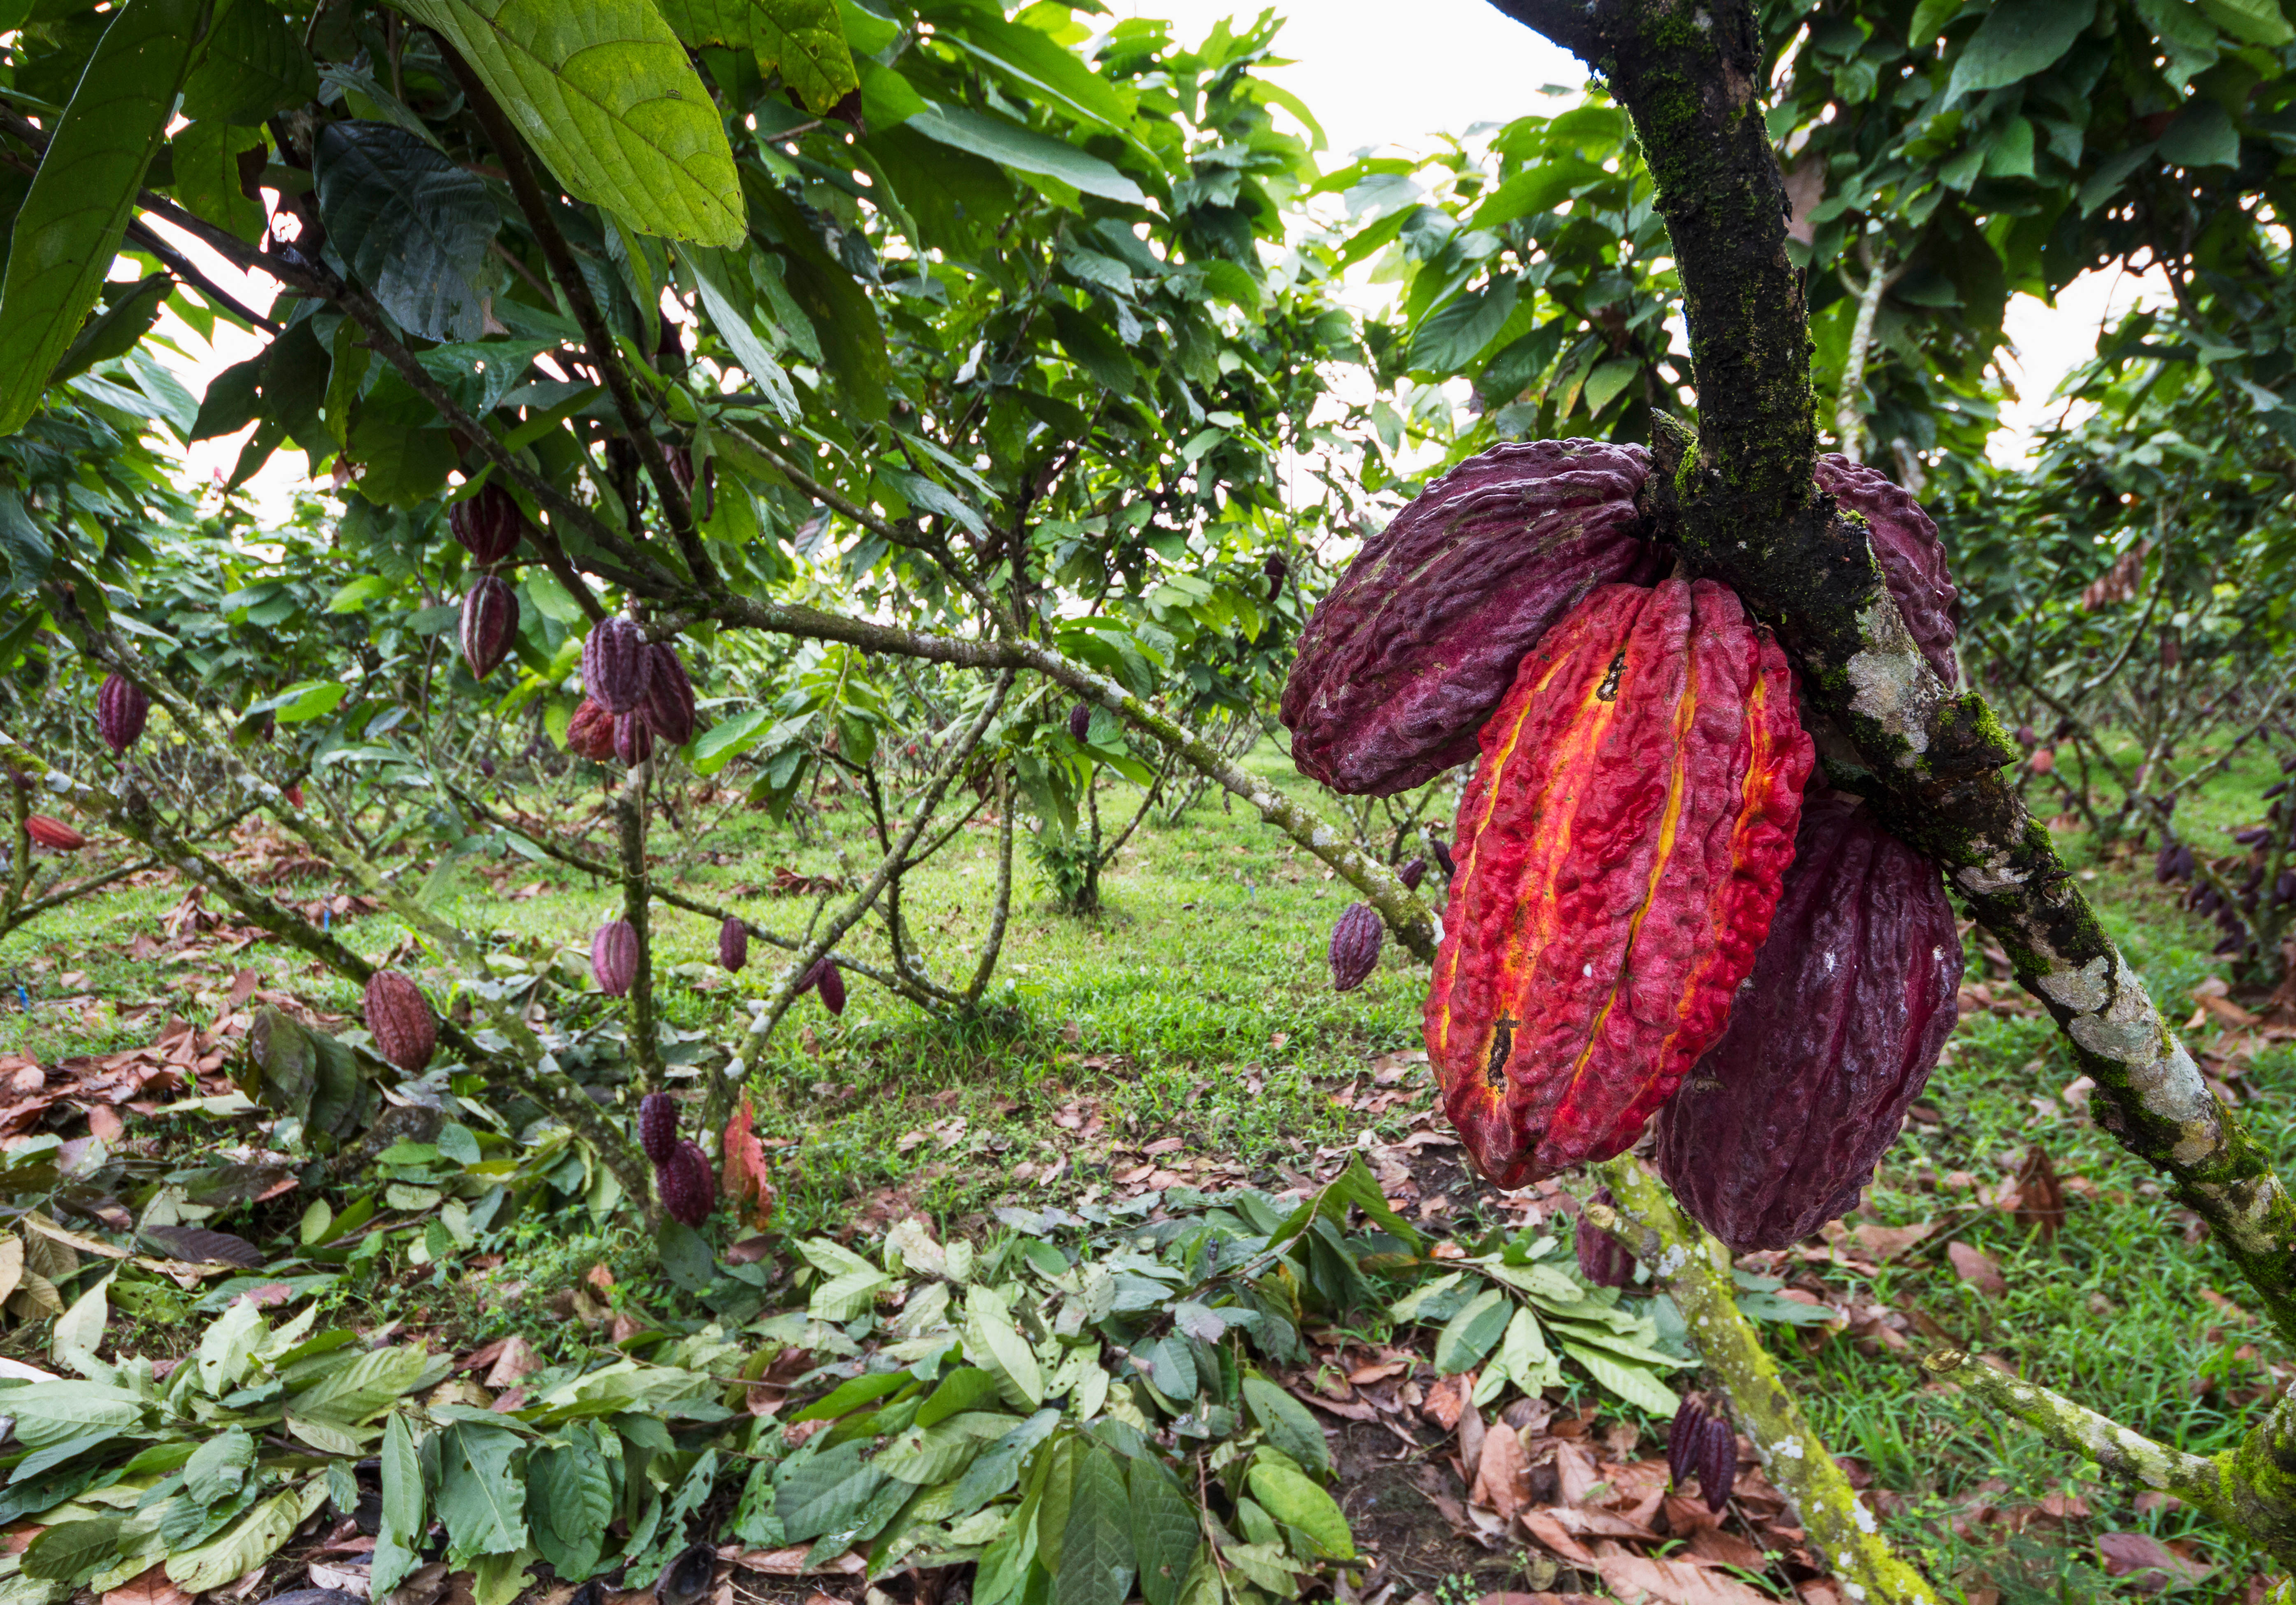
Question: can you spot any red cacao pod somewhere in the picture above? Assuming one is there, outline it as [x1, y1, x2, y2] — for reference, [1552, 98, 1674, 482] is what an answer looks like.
[1813, 454, 1959, 686]
[25, 815, 85, 851]
[1425, 578, 1812, 1188]
[661, 1138, 715, 1226]
[582, 616, 653, 715]
[614, 710, 654, 767]
[638, 642, 696, 747]
[450, 482, 526, 567]
[97, 673, 149, 754]
[364, 970, 437, 1072]
[1283, 440, 1657, 796]
[638, 1090, 678, 1166]
[1573, 1191, 1635, 1287]
[460, 575, 519, 680]
[593, 919, 639, 996]
[285, 783, 305, 809]
[1329, 902, 1382, 992]
[803, 956, 846, 1014]
[566, 698, 617, 761]
[2029, 747, 2055, 775]
[1653, 796, 1962, 1250]
[718, 915, 748, 972]
[1068, 703, 1092, 743]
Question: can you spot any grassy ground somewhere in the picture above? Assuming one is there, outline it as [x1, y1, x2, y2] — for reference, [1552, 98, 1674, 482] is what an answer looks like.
[2, 732, 2289, 1602]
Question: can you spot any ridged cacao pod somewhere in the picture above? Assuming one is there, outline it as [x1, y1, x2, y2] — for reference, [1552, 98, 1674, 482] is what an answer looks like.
[1667, 1396, 1706, 1491]
[1430, 837, 1455, 879]
[1399, 857, 1426, 891]
[1426, 579, 1812, 1187]
[1698, 1412, 1736, 1512]
[593, 919, 639, 996]
[638, 1090, 678, 1166]
[98, 673, 149, 754]
[566, 697, 617, 761]
[1654, 797, 1962, 1250]
[364, 970, 437, 1072]
[450, 482, 526, 567]
[614, 711, 654, 768]
[718, 915, 748, 972]
[1329, 903, 1382, 992]
[582, 616, 653, 715]
[1813, 454, 1959, 686]
[460, 575, 520, 679]
[1068, 703, 1092, 743]
[803, 956, 846, 1014]
[639, 642, 697, 747]
[661, 1138, 715, 1226]
[1283, 440, 1657, 796]
[25, 816, 85, 851]
[1574, 1191, 1635, 1287]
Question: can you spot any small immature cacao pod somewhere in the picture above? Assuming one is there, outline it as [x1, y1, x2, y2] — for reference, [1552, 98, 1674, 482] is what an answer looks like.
[1429, 837, 1455, 880]
[1399, 857, 1426, 891]
[1329, 903, 1382, 992]
[593, 919, 639, 996]
[450, 482, 526, 567]
[614, 711, 654, 768]
[803, 956, 847, 1014]
[1068, 703, 1092, 743]
[1698, 1412, 1736, 1512]
[2029, 747, 2055, 775]
[98, 673, 149, 754]
[718, 915, 748, 973]
[638, 642, 696, 747]
[1667, 1396, 1706, 1491]
[1573, 1191, 1634, 1287]
[1284, 440, 1656, 797]
[565, 698, 617, 761]
[460, 575, 519, 680]
[25, 816, 85, 851]
[1653, 797, 1962, 1251]
[1426, 578, 1812, 1188]
[582, 616, 654, 715]
[661, 1138, 715, 1226]
[638, 1090, 678, 1166]
[364, 970, 437, 1072]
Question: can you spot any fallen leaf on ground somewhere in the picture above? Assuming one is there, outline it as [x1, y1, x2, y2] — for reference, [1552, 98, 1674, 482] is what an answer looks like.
[1947, 1241, 2008, 1296]
[1471, 1422, 1530, 1519]
[1592, 1543, 1775, 1603]
[1853, 1221, 1936, 1260]
[2098, 1531, 2215, 1589]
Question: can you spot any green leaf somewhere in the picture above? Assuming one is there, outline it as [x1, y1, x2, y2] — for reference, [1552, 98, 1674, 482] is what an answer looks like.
[2196, 0, 2294, 43]
[948, 14, 1133, 133]
[964, 1284, 1044, 1410]
[916, 1365, 1002, 1428]
[1432, 1286, 1510, 1375]
[1558, 1339, 1680, 1414]
[8, 1381, 147, 1449]
[2159, 99, 2240, 168]
[49, 272, 168, 386]
[1246, 1460, 1353, 1561]
[754, 0, 857, 115]
[1945, 0, 2098, 98]
[181, 0, 317, 122]
[167, 1480, 328, 1592]
[183, 1426, 256, 1507]
[23, 1519, 122, 1585]
[293, 1344, 428, 1423]
[1907, 0, 1963, 48]
[792, 1370, 912, 1424]
[1056, 1443, 1134, 1605]
[774, 1440, 887, 1542]
[440, 1423, 529, 1558]
[315, 121, 500, 342]
[392, 0, 746, 246]
[1128, 1457, 1195, 1605]
[875, 1415, 1010, 1484]
[907, 104, 1146, 206]
[1240, 1377, 1328, 1477]
[524, 1431, 612, 1582]
[949, 1408, 1060, 1517]
[0, 0, 208, 435]
[373, 1411, 426, 1596]
[681, 247, 797, 419]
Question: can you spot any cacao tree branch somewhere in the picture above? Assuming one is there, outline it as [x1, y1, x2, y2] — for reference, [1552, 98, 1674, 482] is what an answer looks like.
[1835, 240, 1905, 465]
[614, 758, 663, 1086]
[965, 762, 1017, 1006]
[1512, 0, 2296, 1348]
[1593, 1158, 1940, 1603]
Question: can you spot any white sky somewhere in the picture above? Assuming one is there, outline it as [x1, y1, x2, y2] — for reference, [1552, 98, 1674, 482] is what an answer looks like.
[144, 0, 2163, 514]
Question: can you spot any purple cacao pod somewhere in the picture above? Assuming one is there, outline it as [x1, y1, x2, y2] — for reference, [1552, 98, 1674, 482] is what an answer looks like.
[1068, 703, 1092, 743]
[582, 617, 653, 715]
[638, 1090, 678, 1166]
[364, 970, 437, 1072]
[800, 956, 846, 1014]
[1667, 1396, 1706, 1491]
[593, 919, 639, 996]
[450, 482, 526, 567]
[718, 915, 748, 973]
[638, 642, 696, 747]
[1574, 1192, 1635, 1288]
[1814, 454, 1960, 686]
[1698, 1411, 1736, 1512]
[1400, 857, 1426, 891]
[1282, 440, 1658, 796]
[97, 672, 149, 754]
[1264, 551, 1289, 601]
[1429, 837, 1455, 880]
[661, 1138, 715, 1226]
[460, 575, 519, 680]
[1329, 902, 1382, 992]
[566, 697, 617, 761]
[614, 710, 654, 767]
[1654, 796, 1963, 1251]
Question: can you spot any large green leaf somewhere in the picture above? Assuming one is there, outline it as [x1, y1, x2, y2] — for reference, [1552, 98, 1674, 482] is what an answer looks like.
[373, 1413, 427, 1596]
[1128, 1458, 1196, 1605]
[0, 0, 209, 435]
[1056, 1444, 1135, 1605]
[1945, 0, 2098, 98]
[907, 104, 1146, 206]
[440, 1424, 530, 1559]
[1245, 1460, 1352, 1561]
[391, 0, 746, 246]
[181, 0, 317, 123]
[315, 121, 500, 341]
[166, 1480, 328, 1592]
[753, 0, 857, 115]
[526, 1428, 615, 1581]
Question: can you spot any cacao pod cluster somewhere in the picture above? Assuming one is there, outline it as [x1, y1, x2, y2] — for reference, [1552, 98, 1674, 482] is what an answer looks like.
[575, 619, 700, 762]
[635, 1092, 715, 1226]
[1668, 1395, 1738, 1512]
[453, 484, 529, 680]
[798, 955, 847, 1014]
[1285, 441, 1968, 1248]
